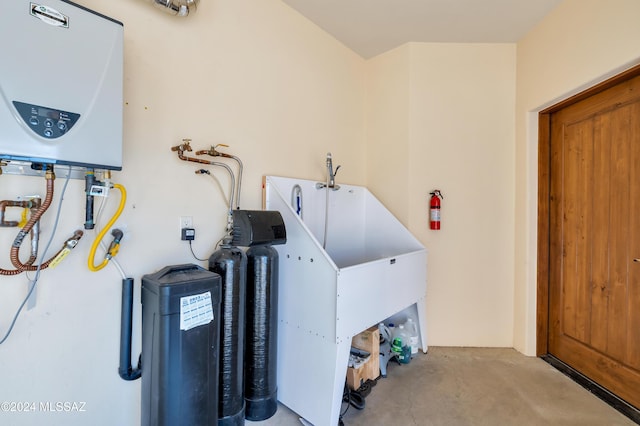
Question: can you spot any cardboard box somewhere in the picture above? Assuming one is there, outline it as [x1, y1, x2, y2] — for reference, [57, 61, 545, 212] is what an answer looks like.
[346, 362, 369, 391]
[346, 327, 380, 390]
[352, 327, 380, 356]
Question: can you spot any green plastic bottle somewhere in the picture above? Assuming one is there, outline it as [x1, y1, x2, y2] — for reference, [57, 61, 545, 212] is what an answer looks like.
[392, 324, 411, 364]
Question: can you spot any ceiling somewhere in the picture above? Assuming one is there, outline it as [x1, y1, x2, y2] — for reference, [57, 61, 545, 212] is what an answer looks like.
[281, 0, 563, 58]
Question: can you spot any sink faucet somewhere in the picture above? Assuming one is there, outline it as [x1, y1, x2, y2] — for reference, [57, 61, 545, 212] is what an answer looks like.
[315, 152, 341, 190]
[326, 152, 340, 189]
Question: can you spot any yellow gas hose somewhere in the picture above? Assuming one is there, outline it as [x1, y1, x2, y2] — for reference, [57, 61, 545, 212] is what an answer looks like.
[88, 183, 126, 272]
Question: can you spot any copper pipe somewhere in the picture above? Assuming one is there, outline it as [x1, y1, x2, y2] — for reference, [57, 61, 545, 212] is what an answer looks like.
[0, 200, 25, 227]
[0, 199, 42, 267]
[9, 171, 56, 272]
[8, 230, 83, 273]
[0, 174, 53, 275]
[0, 265, 21, 275]
[178, 153, 214, 165]
[0, 199, 40, 227]
[172, 140, 214, 165]
[171, 143, 236, 212]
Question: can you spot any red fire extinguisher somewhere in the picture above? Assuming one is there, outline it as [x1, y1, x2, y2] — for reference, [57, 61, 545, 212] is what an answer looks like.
[429, 190, 443, 230]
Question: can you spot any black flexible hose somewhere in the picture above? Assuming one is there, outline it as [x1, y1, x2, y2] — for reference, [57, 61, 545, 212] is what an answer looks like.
[119, 277, 141, 381]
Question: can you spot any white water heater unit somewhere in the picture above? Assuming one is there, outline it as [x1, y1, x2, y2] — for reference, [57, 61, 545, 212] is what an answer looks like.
[0, 1, 123, 171]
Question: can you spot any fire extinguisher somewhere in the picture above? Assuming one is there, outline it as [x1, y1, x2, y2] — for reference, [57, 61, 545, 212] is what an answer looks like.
[429, 190, 443, 230]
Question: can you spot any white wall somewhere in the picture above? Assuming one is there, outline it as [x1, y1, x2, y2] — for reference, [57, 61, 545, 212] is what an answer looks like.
[0, 1, 365, 425]
[513, 0, 640, 355]
[366, 43, 517, 346]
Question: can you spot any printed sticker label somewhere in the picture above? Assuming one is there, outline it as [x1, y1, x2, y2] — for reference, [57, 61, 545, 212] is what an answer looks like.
[180, 291, 214, 331]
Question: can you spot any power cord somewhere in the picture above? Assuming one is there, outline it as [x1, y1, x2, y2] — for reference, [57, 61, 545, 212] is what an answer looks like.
[340, 380, 350, 425]
[340, 377, 378, 424]
[0, 166, 72, 344]
[188, 240, 208, 262]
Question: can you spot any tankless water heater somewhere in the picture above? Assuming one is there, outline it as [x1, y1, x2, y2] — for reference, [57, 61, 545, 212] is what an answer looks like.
[0, 1, 123, 170]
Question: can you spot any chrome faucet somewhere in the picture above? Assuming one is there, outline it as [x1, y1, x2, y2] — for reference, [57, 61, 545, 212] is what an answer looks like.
[327, 153, 341, 188]
[316, 152, 341, 190]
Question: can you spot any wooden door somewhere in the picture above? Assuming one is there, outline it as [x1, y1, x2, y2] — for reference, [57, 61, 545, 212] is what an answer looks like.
[547, 73, 640, 408]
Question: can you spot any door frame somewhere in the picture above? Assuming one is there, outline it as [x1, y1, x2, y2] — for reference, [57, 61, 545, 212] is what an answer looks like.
[536, 63, 640, 355]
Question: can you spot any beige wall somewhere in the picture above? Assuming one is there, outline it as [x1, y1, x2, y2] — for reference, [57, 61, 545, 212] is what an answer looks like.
[514, 0, 640, 355]
[0, 1, 365, 425]
[366, 43, 517, 346]
[365, 44, 411, 223]
[5, 0, 640, 423]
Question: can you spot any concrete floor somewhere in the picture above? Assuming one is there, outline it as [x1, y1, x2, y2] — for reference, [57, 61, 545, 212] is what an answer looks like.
[248, 347, 636, 426]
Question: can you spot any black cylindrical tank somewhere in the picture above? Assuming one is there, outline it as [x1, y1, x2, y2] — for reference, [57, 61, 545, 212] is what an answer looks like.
[244, 244, 279, 421]
[209, 239, 247, 426]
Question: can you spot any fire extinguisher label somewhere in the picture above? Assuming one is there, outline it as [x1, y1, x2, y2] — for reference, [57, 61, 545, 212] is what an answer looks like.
[430, 209, 440, 221]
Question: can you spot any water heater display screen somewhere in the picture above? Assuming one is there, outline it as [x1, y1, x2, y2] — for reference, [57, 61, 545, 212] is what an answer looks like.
[38, 108, 60, 120]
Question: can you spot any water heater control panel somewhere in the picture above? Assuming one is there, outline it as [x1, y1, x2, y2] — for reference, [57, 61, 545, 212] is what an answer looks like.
[13, 101, 80, 140]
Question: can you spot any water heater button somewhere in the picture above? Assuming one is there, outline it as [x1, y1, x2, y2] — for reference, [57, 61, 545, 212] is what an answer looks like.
[44, 119, 53, 128]
[57, 121, 67, 131]
[44, 128, 53, 138]
[29, 117, 39, 126]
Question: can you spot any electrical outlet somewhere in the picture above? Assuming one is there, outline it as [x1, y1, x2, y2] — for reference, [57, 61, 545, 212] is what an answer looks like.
[180, 216, 193, 240]
[180, 216, 193, 229]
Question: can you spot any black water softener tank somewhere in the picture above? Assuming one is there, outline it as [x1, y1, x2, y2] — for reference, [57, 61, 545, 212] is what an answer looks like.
[209, 237, 247, 426]
[231, 210, 286, 421]
[245, 244, 280, 420]
[141, 264, 222, 426]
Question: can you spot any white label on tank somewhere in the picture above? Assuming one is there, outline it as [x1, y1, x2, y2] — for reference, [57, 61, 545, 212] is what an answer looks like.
[30, 3, 70, 28]
[179, 291, 214, 331]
